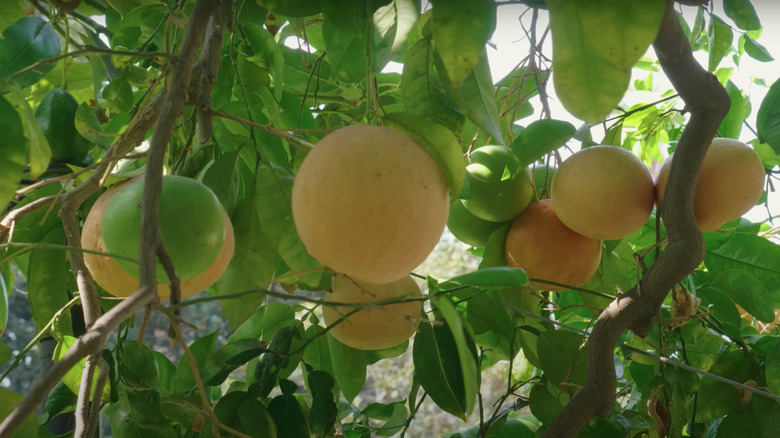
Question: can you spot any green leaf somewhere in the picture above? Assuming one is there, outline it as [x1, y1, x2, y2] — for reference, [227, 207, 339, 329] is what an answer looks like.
[0, 388, 38, 438]
[537, 329, 588, 386]
[724, 0, 760, 30]
[257, 163, 324, 287]
[44, 382, 77, 421]
[757, 77, 780, 154]
[75, 102, 111, 148]
[53, 336, 110, 401]
[743, 35, 774, 62]
[0, 17, 60, 91]
[0, 95, 26, 210]
[712, 270, 775, 323]
[242, 23, 285, 101]
[12, 86, 50, 178]
[478, 223, 511, 269]
[102, 78, 134, 114]
[303, 324, 336, 381]
[214, 195, 279, 330]
[108, 384, 177, 438]
[268, 390, 309, 438]
[547, 0, 665, 123]
[448, 267, 528, 289]
[200, 150, 243, 215]
[308, 370, 338, 437]
[708, 15, 734, 72]
[120, 341, 159, 390]
[704, 233, 780, 291]
[431, 0, 495, 87]
[434, 296, 479, 416]
[26, 227, 72, 337]
[716, 396, 780, 438]
[172, 331, 218, 395]
[326, 334, 367, 403]
[401, 37, 465, 137]
[322, 15, 367, 83]
[202, 338, 266, 386]
[413, 317, 467, 420]
[696, 349, 760, 422]
[766, 341, 780, 397]
[362, 402, 408, 437]
[382, 112, 466, 197]
[719, 80, 749, 139]
[438, 49, 503, 144]
[231, 303, 297, 343]
[0, 342, 10, 365]
[509, 119, 576, 165]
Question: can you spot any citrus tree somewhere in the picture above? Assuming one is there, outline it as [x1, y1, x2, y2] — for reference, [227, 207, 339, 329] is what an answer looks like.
[1, 0, 780, 437]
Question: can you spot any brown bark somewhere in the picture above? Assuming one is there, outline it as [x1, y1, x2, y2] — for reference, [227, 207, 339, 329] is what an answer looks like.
[541, 1, 730, 436]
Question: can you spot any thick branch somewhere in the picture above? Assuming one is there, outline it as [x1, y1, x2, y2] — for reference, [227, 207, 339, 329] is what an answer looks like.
[541, 1, 730, 437]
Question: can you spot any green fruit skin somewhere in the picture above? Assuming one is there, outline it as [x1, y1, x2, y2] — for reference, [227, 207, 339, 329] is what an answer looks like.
[447, 200, 505, 247]
[532, 164, 556, 199]
[35, 89, 91, 164]
[462, 146, 534, 222]
[101, 176, 225, 282]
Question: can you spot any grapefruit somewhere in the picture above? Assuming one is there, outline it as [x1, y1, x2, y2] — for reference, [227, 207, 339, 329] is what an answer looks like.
[655, 138, 765, 232]
[291, 124, 450, 284]
[532, 164, 556, 199]
[447, 200, 505, 248]
[101, 176, 225, 282]
[323, 274, 422, 350]
[551, 145, 655, 240]
[504, 200, 602, 291]
[81, 182, 234, 299]
[462, 145, 535, 222]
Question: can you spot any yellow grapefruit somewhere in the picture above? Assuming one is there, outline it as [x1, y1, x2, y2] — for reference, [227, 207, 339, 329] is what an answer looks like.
[291, 124, 450, 284]
[504, 200, 602, 291]
[322, 274, 422, 350]
[655, 138, 765, 232]
[551, 145, 655, 240]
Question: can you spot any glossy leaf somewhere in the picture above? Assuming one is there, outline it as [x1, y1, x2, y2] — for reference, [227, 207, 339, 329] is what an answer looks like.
[537, 329, 588, 386]
[510, 119, 576, 165]
[431, 0, 495, 87]
[44, 382, 77, 421]
[26, 227, 72, 337]
[713, 270, 775, 323]
[214, 195, 279, 329]
[256, 0, 319, 17]
[382, 112, 466, 197]
[766, 341, 780, 397]
[696, 349, 760, 422]
[322, 15, 367, 84]
[230, 303, 296, 344]
[200, 150, 243, 215]
[719, 80, 749, 139]
[757, 77, 780, 154]
[0, 95, 26, 210]
[716, 396, 780, 438]
[724, 0, 760, 31]
[438, 49, 503, 144]
[102, 78, 133, 113]
[201, 338, 267, 386]
[401, 37, 465, 137]
[13, 86, 50, 178]
[256, 163, 324, 287]
[53, 336, 110, 401]
[268, 389, 309, 438]
[743, 35, 774, 62]
[172, 331, 218, 395]
[326, 334, 367, 403]
[243, 23, 285, 101]
[707, 15, 733, 72]
[448, 267, 528, 289]
[547, 0, 665, 123]
[704, 233, 780, 291]
[0, 388, 38, 438]
[75, 102, 111, 148]
[120, 341, 159, 390]
[436, 296, 479, 416]
[308, 370, 338, 438]
[0, 17, 60, 91]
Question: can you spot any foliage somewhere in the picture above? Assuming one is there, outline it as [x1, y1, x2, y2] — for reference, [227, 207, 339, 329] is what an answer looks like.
[0, 0, 779, 437]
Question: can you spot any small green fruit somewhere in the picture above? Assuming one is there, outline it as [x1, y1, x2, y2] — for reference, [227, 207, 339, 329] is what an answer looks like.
[35, 89, 91, 165]
[532, 164, 556, 199]
[462, 145, 534, 222]
[101, 176, 225, 282]
[447, 200, 505, 247]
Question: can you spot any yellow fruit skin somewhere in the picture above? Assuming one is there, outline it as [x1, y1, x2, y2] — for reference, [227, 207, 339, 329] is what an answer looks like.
[655, 138, 765, 232]
[551, 145, 655, 240]
[81, 183, 235, 299]
[323, 274, 422, 350]
[504, 200, 602, 291]
[292, 124, 450, 284]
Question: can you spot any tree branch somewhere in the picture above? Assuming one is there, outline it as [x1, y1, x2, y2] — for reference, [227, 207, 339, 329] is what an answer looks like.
[541, 1, 730, 436]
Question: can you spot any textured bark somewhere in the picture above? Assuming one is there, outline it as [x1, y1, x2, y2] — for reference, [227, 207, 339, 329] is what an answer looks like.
[541, 1, 730, 436]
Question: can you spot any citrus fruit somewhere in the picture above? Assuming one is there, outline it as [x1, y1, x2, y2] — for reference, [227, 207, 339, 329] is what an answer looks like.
[532, 164, 556, 199]
[551, 145, 655, 240]
[462, 145, 534, 222]
[505, 200, 602, 291]
[35, 88, 91, 165]
[291, 124, 449, 284]
[100, 176, 225, 282]
[82, 182, 234, 299]
[655, 137, 765, 232]
[447, 200, 505, 247]
[322, 274, 422, 350]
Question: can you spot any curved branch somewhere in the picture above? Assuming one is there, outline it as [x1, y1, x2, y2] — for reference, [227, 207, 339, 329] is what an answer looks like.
[542, 1, 730, 436]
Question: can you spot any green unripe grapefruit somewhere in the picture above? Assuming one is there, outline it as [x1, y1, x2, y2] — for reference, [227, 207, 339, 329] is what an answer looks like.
[35, 89, 91, 165]
[447, 200, 505, 247]
[532, 164, 556, 199]
[101, 175, 225, 282]
[462, 145, 534, 222]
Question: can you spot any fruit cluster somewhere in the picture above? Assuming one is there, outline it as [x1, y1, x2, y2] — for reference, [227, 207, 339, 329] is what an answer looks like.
[452, 138, 765, 292]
